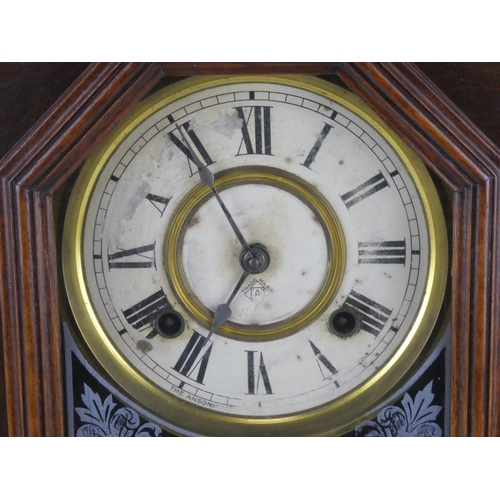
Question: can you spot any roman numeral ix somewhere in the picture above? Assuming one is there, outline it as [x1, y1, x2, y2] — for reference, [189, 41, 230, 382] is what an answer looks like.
[358, 240, 406, 265]
[235, 106, 272, 156]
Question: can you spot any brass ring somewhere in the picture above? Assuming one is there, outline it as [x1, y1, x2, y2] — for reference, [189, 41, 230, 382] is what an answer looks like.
[164, 166, 347, 341]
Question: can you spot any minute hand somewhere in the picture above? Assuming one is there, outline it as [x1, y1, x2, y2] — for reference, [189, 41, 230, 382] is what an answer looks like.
[176, 124, 250, 251]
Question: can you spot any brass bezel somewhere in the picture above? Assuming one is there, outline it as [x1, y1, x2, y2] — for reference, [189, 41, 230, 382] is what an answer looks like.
[62, 75, 448, 436]
[164, 166, 346, 341]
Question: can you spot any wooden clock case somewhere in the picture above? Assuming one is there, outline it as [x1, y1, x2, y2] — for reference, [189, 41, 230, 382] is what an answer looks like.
[0, 62, 498, 436]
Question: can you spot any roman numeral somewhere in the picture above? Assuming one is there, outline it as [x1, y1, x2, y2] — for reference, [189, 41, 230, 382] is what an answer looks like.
[309, 340, 338, 379]
[358, 240, 406, 265]
[146, 193, 170, 216]
[122, 288, 171, 330]
[173, 331, 213, 385]
[341, 172, 389, 208]
[246, 350, 273, 395]
[108, 243, 156, 269]
[235, 106, 272, 156]
[344, 290, 392, 336]
[168, 121, 214, 175]
[301, 122, 334, 169]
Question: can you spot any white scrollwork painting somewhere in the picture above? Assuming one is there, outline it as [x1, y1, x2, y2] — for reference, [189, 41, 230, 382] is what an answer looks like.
[75, 384, 163, 437]
[355, 381, 442, 437]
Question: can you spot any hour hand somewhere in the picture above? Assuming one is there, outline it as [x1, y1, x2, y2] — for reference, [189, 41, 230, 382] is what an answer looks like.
[203, 270, 249, 346]
[207, 303, 232, 340]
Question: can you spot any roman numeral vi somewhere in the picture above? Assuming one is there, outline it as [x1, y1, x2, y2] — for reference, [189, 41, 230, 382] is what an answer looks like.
[246, 350, 273, 395]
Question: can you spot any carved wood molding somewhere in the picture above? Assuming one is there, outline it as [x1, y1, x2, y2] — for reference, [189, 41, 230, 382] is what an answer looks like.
[0, 62, 163, 435]
[338, 63, 500, 436]
[0, 62, 498, 436]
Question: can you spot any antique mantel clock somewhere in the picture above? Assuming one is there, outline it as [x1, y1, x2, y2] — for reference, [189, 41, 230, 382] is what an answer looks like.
[1, 63, 499, 436]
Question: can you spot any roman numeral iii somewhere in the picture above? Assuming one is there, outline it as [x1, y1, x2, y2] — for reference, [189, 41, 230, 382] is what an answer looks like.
[358, 240, 406, 265]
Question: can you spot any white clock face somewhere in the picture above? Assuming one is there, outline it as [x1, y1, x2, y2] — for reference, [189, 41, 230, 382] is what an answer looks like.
[67, 76, 446, 432]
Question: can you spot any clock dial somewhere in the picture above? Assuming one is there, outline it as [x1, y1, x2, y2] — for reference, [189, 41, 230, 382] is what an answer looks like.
[63, 76, 447, 435]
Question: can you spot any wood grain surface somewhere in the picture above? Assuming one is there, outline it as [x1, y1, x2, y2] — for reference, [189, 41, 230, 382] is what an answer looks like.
[3, 63, 500, 161]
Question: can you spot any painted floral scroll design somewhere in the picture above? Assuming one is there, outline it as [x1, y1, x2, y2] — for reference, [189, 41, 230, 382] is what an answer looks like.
[75, 384, 162, 437]
[355, 381, 442, 437]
